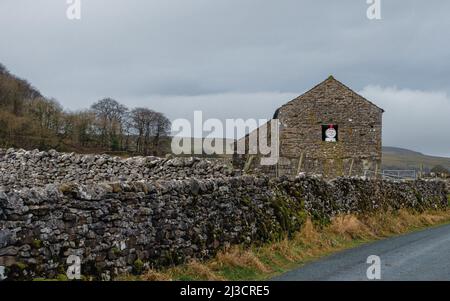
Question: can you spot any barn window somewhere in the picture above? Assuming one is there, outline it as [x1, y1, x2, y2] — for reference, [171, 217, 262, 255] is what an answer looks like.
[322, 124, 338, 142]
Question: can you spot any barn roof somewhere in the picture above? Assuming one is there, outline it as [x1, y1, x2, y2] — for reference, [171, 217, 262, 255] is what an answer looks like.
[273, 76, 384, 119]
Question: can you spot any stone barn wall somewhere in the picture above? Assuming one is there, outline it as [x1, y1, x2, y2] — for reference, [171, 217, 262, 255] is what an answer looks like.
[234, 76, 384, 178]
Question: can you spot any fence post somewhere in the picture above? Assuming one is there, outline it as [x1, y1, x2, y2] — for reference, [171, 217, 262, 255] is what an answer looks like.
[348, 158, 354, 177]
[296, 152, 304, 175]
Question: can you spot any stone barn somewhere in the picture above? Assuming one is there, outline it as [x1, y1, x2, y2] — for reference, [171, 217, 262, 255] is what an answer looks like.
[234, 76, 384, 178]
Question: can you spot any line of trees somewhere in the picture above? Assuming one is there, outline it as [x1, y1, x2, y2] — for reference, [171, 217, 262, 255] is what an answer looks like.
[0, 64, 171, 155]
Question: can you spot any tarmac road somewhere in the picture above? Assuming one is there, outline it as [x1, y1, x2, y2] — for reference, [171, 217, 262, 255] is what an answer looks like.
[273, 223, 450, 281]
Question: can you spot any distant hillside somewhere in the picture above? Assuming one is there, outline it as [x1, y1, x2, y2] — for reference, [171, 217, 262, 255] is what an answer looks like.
[0, 63, 172, 155]
[382, 146, 450, 172]
[0, 64, 43, 113]
[0, 63, 63, 150]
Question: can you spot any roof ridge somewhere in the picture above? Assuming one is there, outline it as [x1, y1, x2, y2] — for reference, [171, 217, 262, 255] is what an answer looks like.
[275, 76, 384, 117]
[328, 76, 385, 112]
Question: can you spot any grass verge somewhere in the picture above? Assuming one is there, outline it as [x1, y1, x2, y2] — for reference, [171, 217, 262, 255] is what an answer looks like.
[118, 208, 450, 281]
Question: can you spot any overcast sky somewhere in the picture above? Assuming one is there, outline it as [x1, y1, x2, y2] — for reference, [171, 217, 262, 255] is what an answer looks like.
[0, 0, 449, 156]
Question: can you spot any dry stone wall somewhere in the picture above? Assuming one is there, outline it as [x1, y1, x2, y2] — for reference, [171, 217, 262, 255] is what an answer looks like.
[0, 171, 447, 280]
[0, 148, 235, 188]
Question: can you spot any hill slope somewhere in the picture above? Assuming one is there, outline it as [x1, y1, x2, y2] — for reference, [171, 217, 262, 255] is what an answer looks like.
[382, 146, 450, 172]
[0, 64, 43, 112]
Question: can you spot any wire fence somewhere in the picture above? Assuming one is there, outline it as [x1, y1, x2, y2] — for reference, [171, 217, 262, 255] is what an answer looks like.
[364, 169, 417, 181]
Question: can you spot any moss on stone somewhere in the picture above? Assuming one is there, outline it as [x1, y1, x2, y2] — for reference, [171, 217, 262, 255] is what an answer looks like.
[111, 247, 121, 256]
[14, 262, 27, 271]
[269, 188, 307, 238]
[57, 264, 66, 275]
[56, 274, 69, 281]
[133, 259, 144, 274]
[32, 239, 42, 249]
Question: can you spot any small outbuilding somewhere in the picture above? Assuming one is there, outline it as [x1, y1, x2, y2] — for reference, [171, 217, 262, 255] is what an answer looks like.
[234, 76, 384, 178]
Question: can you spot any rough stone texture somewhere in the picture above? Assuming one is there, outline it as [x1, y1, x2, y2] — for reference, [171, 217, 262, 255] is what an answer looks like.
[234, 76, 384, 178]
[0, 148, 235, 188]
[0, 175, 447, 280]
[0, 148, 447, 280]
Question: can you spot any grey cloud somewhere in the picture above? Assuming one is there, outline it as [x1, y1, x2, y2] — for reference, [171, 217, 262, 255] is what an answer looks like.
[0, 0, 449, 156]
[360, 86, 450, 157]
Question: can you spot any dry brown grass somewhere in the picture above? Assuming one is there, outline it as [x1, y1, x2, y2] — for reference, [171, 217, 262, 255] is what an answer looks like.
[128, 208, 450, 281]
[328, 215, 372, 239]
[213, 247, 271, 274]
[183, 260, 226, 281]
[141, 269, 173, 281]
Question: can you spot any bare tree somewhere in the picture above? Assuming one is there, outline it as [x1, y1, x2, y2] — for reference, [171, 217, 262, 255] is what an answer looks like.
[130, 108, 171, 155]
[152, 112, 171, 156]
[91, 98, 128, 150]
[28, 98, 63, 132]
[0, 64, 174, 154]
[63, 110, 97, 148]
[130, 108, 156, 155]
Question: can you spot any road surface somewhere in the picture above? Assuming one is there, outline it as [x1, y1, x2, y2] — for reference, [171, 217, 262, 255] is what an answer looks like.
[273, 223, 450, 281]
